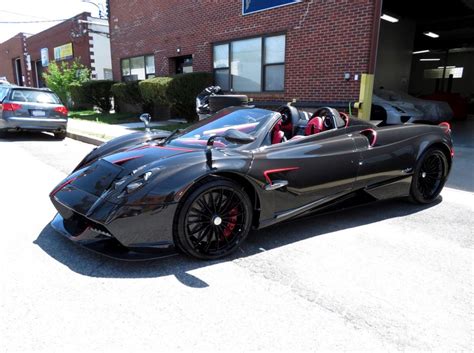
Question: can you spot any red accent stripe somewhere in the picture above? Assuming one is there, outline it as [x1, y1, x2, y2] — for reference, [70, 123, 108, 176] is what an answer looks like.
[153, 146, 195, 152]
[129, 145, 195, 152]
[112, 155, 144, 165]
[50, 177, 77, 197]
[263, 167, 299, 185]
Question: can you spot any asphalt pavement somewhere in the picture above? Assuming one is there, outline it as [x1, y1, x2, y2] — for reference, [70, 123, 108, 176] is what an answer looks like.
[0, 121, 472, 352]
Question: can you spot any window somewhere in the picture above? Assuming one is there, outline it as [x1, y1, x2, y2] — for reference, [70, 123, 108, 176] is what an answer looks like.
[11, 89, 60, 104]
[213, 34, 286, 92]
[121, 55, 155, 80]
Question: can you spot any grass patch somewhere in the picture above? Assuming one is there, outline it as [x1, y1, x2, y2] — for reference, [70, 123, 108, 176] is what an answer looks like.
[69, 110, 139, 124]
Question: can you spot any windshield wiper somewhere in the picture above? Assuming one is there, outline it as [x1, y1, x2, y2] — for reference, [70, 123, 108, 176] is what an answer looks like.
[160, 128, 182, 145]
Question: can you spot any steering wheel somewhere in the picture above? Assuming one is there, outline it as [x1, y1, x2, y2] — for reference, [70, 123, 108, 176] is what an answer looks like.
[279, 107, 291, 124]
[311, 107, 343, 130]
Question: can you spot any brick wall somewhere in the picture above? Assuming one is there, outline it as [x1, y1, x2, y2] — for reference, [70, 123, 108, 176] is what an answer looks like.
[109, 0, 377, 104]
[0, 12, 95, 87]
[0, 34, 27, 84]
[26, 12, 93, 87]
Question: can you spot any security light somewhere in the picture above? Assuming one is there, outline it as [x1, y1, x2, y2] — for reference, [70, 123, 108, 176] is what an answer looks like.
[380, 14, 399, 23]
[412, 50, 430, 55]
[424, 32, 440, 38]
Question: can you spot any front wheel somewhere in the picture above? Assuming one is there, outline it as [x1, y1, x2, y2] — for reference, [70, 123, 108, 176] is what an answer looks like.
[409, 147, 449, 204]
[175, 179, 252, 260]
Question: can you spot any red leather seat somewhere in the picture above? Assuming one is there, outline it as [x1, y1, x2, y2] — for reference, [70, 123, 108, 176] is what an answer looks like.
[304, 116, 324, 136]
[272, 120, 286, 144]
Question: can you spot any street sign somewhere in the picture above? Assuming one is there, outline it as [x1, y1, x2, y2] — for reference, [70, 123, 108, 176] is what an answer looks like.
[26, 55, 32, 71]
[242, 0, 302, 15]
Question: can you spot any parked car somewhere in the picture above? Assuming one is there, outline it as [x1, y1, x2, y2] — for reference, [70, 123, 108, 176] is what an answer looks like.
[0, 86, 68, 139]
[372, 89, 454, 125]
[49, 105, 453, 260]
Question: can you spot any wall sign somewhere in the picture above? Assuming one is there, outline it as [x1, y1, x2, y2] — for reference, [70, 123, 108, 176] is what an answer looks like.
[242, 0, 302, 15]
[54, 43, 74, 61]
[40, 48, 49, 67]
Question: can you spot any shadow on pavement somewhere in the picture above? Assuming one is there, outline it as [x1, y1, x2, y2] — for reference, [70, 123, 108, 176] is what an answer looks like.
[446, 117, 474, 192]
[0, 131, 57, 142]
[34, 197, 440, 286]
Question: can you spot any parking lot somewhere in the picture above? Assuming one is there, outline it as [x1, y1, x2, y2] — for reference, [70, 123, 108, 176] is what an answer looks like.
[1, 119, 472, 352]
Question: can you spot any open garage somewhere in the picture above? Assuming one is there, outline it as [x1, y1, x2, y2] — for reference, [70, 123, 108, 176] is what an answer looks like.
[373, 0, 474, 124]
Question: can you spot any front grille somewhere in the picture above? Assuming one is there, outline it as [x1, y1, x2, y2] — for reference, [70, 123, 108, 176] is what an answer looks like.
[90, 225, 113, 238]
[62, 210, 114, 239]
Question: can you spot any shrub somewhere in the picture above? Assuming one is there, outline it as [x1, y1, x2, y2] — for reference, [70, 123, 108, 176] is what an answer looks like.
[69, 82, 91, 110]
[81, 80, 115, 113]
[139, 77, 173, 105]
[166, 72, 213, 122]
[111, 81, 143, 105]
[43, 60, 90, 107]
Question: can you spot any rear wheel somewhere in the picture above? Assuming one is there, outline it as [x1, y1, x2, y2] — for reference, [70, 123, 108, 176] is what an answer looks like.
[409, 147, 449, 204]
[54, 130, 67, 140]
[175, 179, 252, 260]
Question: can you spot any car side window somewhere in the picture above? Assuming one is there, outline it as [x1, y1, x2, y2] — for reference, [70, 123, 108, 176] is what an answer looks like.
[0, 88, 8, 102]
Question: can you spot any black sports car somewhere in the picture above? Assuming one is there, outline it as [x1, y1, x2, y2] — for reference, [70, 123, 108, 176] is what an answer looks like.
[50, 106, 453, 260]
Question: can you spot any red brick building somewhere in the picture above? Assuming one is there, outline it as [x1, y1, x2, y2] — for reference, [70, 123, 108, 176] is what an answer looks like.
[0, 12, 112, 88]
[108, 0, 381, 108]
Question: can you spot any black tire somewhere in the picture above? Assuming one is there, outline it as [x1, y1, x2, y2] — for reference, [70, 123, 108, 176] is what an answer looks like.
[409, 147, 449, 204]
[54, 131, 67, 140]
[175, 178, 252, 260]
[209, 95, 248, 113]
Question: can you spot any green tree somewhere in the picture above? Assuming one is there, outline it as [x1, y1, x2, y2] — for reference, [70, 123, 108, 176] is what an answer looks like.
[43, 60, 90, 107]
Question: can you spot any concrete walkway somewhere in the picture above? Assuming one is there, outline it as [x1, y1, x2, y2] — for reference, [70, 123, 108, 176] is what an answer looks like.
[66, 118, 183, 145]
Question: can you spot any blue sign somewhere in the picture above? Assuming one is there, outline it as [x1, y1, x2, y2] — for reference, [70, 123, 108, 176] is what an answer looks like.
[242, 0, 301, 15]
[40, 48, 49, 67]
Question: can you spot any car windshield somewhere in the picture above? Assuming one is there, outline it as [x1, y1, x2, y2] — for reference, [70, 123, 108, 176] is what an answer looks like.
[167, 107, 274, 149]
[10, 89, 60, 104]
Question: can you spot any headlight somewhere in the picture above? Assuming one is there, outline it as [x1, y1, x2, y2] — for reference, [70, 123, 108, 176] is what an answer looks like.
[125, 171, 153, 193]
[115, 168, 161, 197]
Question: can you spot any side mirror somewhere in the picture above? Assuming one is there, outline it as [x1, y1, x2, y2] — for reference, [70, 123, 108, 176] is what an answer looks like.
[139, 113, 152, 132]
[223, 129, 256, 145]
[206, 129, 255, 148]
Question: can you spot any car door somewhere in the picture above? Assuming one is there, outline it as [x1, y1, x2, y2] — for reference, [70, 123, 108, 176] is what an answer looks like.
[351, 125, 421, 199]
[248, 129, 360, 223]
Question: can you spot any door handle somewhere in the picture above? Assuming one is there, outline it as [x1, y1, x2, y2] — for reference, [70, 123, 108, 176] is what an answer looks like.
[264, 180, 288, 191]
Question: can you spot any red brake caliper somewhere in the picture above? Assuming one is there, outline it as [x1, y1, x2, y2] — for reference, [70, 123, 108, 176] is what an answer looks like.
[223, 208, 238, 238]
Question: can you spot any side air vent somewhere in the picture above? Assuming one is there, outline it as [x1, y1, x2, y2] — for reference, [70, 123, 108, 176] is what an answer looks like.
[360, 128, 377, 147]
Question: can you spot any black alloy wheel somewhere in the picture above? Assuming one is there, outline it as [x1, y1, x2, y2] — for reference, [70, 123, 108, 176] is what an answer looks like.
[175, 179, 252, 260]
[410, 148, 449, 204]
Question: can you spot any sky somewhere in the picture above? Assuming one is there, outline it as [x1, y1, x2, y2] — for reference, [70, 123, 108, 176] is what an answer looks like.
[0, 0, 106, 43]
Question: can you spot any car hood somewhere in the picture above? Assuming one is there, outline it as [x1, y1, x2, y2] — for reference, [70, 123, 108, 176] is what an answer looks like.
[100, 143, 199, 173]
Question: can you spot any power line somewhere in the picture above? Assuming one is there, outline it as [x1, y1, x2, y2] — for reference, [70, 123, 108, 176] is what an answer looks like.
[0, 10, 53, 20]
[0, 19, 69, 24]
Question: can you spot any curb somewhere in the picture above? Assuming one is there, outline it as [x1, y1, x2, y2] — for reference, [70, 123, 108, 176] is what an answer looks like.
[66, 130, 107, 146]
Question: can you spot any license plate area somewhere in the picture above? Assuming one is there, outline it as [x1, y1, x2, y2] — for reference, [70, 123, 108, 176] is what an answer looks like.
[31, 110, 46, 117]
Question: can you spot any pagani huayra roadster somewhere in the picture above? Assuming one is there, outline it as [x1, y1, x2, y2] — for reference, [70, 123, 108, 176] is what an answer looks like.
[50, 106, 453, 260]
